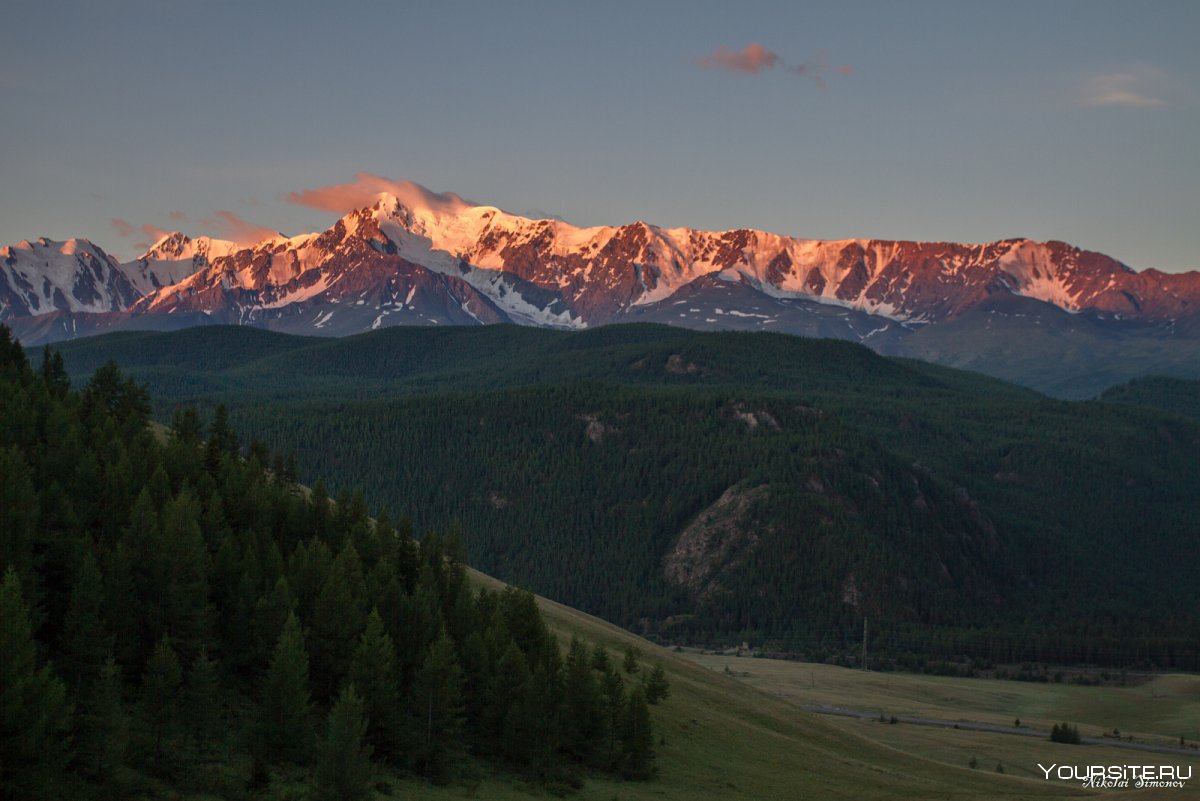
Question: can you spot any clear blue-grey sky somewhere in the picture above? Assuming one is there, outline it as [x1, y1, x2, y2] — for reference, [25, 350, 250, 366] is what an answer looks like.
[2, 0, 1197, 271]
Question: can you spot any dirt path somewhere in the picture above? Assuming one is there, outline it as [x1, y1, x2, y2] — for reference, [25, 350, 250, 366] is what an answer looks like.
[804, 704, 1199, 757]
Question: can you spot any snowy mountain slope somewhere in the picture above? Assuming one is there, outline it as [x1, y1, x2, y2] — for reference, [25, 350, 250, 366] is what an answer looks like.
[345, 192, 1200, 328]
[125, 233, 241, 294]
[0, 237, 141, 320]
[3, 181, 1198, 361]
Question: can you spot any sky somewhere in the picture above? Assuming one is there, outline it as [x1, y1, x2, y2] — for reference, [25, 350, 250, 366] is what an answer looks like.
[1, 0, 1197, 272]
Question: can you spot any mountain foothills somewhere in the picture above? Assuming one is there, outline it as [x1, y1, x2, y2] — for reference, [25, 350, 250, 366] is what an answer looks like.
[45, 324, 1200, 673]
[0, 329, 667, 800]
[4, 182, 1198, 397]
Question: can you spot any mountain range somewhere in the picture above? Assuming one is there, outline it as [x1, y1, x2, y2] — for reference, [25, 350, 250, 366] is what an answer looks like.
[4, 182, 1198, 396]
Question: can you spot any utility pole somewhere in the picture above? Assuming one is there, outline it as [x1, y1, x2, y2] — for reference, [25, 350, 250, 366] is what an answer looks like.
[861, 617, 868, 671]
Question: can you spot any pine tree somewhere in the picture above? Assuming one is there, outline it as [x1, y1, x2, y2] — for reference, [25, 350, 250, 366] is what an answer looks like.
[0, 446, 40, 604]
[644, 662, 671, 704]
[562, 636, 604, 765]
[489, 641, 532, 761]
[411, 631, 465, 783]
[252, 575, 294, 671]
[622, 645, 641, 675]
[0, 568, 71, 800]
[59, 548, 110, 694]
[205, 403, 238, 475]
[310, 542, 367, 698]
[141, 635, 183, 774]
[155, 487, 210, 661]
[76, 656, 128, 783]
[312, 684, 374, 801]
[590, 645, 611, 673]
[600, 668, 625, 771]
[619, 685, 655, 780]
[39, 346, 69, 395]
[171, 406, 204, 446]
[349, 608, 403, 764]
[257, 612, 313, 764]
[185, 647, 222, 762]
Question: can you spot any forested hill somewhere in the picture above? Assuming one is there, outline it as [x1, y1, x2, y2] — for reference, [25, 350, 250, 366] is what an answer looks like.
[1099, 375, 1200, 423]
[44, 324, 1200, 670]
[0, 327, 663, 800]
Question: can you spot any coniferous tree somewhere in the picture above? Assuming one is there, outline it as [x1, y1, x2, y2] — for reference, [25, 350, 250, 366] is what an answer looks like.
[185, 647, 222, 763]
[600, 667, 626, 771]
[349, 608, 403, 764]
[141, 635, 183, 774]
[0, 446, 40, 602]
[0, 568, 71, 800]
[590, 645, 611, 674]
[489, 641, 532, 761]
[622, 645, 641, 675]
[411, 631, 465, 783]
[562, 636, 604, 765]
[252, 575, 294, 671]
[171, 406, 204, 446]
[205, 403, 238, 475]
[59, 548, 110, 694]
[39, 346, 69, 395]
[76, 655, 128, 784]
[155, 488, 210, 661]
[312, 684, 374, 801]
[620, 685, 655, 780]
[257, 611, 313, 765]
[310, 542, 367, 698]
[644, 662, 671, 704]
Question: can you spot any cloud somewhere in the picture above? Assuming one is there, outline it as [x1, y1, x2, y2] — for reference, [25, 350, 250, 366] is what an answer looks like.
[168, 210, 186, 221]
[1080, 68, 1168, 108]
[696, 43, 783, 75]
[201, 211, 278, 245]
[694, 43, 847, 87]
[141, 223, 171, 244]
[287, 172, 473, 216]
[113, 219, 170, 247]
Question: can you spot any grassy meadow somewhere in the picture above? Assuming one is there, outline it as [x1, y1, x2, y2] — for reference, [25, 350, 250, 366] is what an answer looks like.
[378, 570, 1196, 801]
[678, 651, 1200, 799]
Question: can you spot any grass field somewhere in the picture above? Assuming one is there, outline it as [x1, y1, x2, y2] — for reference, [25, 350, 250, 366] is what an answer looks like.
[676, 651, 1200, 799]
[374, 570, 1196, 800]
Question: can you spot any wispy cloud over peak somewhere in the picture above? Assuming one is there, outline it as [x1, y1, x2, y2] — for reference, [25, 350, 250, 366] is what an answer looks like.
[287, 172, 473, 216]
[200, 211, 278, 246]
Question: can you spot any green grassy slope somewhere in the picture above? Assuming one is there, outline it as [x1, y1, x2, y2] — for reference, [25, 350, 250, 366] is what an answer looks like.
[461, 568, 1096, 801]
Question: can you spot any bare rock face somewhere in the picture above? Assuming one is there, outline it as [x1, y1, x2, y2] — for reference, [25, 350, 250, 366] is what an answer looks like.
[664, 485, 768, 600]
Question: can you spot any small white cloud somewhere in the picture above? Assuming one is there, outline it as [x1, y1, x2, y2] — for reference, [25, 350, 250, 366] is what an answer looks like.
[1080, 67, 1169, 109]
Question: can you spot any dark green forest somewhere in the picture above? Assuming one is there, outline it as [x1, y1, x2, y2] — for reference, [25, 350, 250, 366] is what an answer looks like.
[0, 327, 661, 800]
[44, 324, 1200, 671]
[1100, 375, 1200, 423]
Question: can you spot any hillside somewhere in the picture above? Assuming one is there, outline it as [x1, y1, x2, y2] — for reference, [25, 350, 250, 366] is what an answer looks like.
[1099, 376, 1200, 423]
[1, 327, 1105, 801]
[45, 324, 1200, 671]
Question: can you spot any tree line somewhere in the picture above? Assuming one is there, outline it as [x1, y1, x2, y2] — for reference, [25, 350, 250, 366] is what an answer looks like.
[0, 327, 667, 800]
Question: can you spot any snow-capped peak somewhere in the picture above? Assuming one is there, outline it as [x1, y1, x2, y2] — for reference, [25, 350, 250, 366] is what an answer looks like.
[138, 231, 240, 263]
